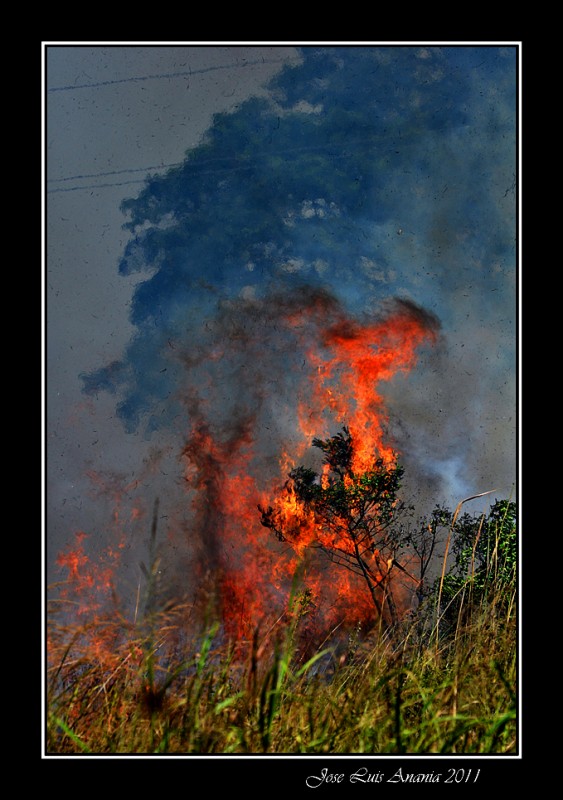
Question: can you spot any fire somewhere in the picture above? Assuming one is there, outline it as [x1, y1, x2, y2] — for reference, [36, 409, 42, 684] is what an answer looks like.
[181, 294, 439, 646]
[55, 530, 125, 616]
[50, 529, 129, 683]
[316, 308, 437, 471]
[52, 291, 438, 657]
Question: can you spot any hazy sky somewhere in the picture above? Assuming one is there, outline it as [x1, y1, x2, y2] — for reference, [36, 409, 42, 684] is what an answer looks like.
[45, 43, 518, 595]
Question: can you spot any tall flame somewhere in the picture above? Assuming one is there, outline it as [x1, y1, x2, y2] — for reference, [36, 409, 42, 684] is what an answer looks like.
[53, 291, 439, 654]
[181, 292, 439, 644]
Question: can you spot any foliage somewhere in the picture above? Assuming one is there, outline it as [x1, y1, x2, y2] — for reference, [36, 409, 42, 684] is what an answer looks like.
[438, 499, 517, 626]
[259, 427, 411, 627]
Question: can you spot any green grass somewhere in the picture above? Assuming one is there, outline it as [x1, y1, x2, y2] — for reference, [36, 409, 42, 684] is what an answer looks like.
[45, 569, 517, 755]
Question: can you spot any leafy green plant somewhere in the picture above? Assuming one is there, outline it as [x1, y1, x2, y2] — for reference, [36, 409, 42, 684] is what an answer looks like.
[438, 499, 517, 629]
[259, 427, 414, 628]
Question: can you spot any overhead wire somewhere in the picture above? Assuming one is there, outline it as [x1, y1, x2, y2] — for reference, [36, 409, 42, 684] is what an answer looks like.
[46, 54, 301, 194]
[47, 55, 300, 93]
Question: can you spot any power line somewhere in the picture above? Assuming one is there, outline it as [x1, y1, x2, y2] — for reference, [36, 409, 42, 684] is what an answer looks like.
[47, 134, 386, 194]
[47, 160, 244, 193]
[46, 54, 303, 193]
[48, 163, 183, 185]
[47, 162, 262, 193]
[48, 178, 148, 194]
[47, 56, 300, 93]
[47, 162, 254, 193]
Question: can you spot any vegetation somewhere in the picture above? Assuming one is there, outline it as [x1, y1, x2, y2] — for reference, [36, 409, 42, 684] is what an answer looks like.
[259, 427, 409, 628]
[45, 431, 517, 755]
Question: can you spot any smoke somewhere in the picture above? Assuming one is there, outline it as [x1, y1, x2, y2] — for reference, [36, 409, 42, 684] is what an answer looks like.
[78, 46, 516, 622]
[164, 287, 440, 635]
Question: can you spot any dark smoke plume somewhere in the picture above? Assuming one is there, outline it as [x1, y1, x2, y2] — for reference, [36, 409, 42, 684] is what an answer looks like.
[79, 47, 516, 612]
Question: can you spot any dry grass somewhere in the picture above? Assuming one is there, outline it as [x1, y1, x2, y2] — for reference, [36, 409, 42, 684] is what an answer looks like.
[45, 567, 517, 755]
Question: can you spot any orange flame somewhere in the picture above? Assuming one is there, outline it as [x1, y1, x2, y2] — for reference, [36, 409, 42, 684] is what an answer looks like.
[52, 296, 437, 656]
[181, 298, 438, 644]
